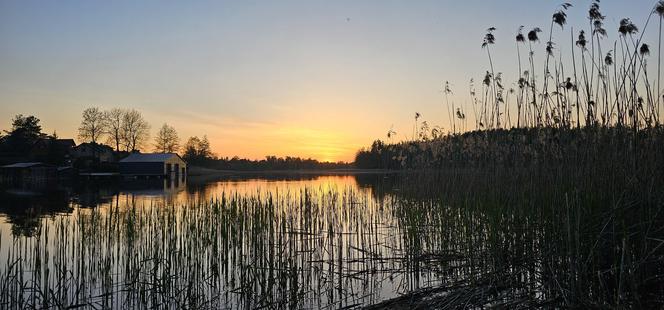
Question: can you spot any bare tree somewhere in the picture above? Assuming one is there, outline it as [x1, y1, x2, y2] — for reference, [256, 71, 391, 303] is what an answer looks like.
[78, 107, 107, 145]
[154, 123, 180, 153]
[104, 108, 125, 152]
[121, 109, 150, 152]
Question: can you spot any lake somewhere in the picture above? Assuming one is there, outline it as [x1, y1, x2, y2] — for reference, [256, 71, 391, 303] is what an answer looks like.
[0, 170, 662, 308]
[0, 173, 434, 309]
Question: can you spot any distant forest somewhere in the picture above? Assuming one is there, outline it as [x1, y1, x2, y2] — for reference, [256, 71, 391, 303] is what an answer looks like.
[187, 155, 351, 171]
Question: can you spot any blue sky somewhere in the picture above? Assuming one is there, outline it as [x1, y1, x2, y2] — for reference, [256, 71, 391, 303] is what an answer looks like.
[0, 0, 658, 161]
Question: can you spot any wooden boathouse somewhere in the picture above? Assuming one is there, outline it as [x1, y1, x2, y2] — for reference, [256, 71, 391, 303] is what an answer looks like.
[119, 153, 187, 178]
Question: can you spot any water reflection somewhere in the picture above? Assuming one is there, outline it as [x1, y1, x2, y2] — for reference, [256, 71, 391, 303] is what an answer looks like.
[0, 173, 404, 308]
[0, 174, 393, 238]
[0, 171, 660, 308]
[0, 187, 72, 236]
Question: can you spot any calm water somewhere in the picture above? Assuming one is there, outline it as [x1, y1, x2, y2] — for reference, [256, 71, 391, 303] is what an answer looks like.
[0, 174, 438, 309]
[2, 171, 662, 308]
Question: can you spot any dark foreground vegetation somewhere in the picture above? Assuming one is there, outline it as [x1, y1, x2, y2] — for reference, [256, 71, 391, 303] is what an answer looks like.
[353, 1, 664, 307]
[369, 165, 663, 308]
[352, 129, 664, 308]
[1, 164, 662, 308]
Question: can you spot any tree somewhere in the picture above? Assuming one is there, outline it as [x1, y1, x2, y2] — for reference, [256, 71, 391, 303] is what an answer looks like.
[121, 109, 150, 152]
[182, 136, 201, 160]
[8, 114, 43, 140]
[154, 123, 180, 153]
[182, 135, 213, 164]
[199, 135, 212, 158]
[78, 107, 107, 145]
[105, 108, 125, 152]
[2, 114, 45, 155]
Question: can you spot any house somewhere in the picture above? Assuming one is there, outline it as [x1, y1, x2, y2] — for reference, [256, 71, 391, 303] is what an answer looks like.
[29, 138, 76, 164]
[54, 139, 76, 151]
[71, 143, 115, 163]
[119, 153, 187, 177]
[0, 162, 57, 184]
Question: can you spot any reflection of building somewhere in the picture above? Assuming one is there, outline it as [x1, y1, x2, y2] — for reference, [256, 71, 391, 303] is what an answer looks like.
[119, 153, 187, 178]
[121, 177, 187, 196]
[0, 187, 73, 237]
[0, 162, 57, 184]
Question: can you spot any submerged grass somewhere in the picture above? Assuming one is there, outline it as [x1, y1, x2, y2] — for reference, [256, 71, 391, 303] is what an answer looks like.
[0, 164, 663, 309]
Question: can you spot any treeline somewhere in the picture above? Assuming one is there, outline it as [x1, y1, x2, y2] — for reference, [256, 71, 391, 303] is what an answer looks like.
[355, 126, 664, 173]
[188, 154, 350, 171]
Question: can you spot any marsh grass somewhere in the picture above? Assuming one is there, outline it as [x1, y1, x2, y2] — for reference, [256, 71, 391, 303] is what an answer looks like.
[1, 162, 662, 309]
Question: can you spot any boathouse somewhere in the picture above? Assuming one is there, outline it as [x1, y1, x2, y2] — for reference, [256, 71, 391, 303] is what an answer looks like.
[0, 162, 57, 183]
[119, 153, 187, 177]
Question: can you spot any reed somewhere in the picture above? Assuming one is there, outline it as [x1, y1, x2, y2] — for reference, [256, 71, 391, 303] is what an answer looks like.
[1, 161, 662, 308]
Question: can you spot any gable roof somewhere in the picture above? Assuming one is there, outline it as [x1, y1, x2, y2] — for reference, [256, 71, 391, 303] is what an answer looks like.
[74, 142, 114, 152]
[119, 153, 185, 163]
[55, 139, 76, 147]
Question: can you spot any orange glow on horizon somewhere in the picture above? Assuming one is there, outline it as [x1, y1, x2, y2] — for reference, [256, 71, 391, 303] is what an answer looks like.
[207, 125, 363, 163]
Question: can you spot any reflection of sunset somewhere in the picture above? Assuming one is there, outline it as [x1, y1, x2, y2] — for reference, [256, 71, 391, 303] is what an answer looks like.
[197, 175, 360, 196]
[65, 176, 366, 213]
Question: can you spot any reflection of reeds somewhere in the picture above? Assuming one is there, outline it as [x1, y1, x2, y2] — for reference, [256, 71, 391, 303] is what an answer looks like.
[1, 164, 662, 308]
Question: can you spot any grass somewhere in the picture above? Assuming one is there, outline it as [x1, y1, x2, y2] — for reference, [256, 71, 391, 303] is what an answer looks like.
[0, 161, 662, 308]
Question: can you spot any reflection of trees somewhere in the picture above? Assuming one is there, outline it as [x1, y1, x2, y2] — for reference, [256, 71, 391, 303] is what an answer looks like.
[0, 189, 73, 237]
[354, 173, 401, 200]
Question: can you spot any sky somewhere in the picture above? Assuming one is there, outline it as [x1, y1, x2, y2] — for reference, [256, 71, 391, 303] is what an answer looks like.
[0, 0, 658, 162]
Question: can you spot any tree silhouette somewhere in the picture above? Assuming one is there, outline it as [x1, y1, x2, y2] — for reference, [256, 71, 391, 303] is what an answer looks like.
[2, 115, 45, 156]
[104, 108, 125, 152]
[154, 123, 180, 153]
[78, 107, 107, 145]
[121, 109, 150, 152]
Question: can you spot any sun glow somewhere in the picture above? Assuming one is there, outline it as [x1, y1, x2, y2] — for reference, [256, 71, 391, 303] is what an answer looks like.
[202, 124, 363, 163]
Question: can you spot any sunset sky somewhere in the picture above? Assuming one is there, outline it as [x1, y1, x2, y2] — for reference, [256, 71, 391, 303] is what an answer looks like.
[0, 1, 656, 162]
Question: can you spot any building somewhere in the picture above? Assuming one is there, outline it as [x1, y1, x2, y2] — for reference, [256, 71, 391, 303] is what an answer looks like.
[29, 138, 76, 164]
[71, 143, 115, 163]
[0, 162, 57, 184]
[119, 153, 187, 177]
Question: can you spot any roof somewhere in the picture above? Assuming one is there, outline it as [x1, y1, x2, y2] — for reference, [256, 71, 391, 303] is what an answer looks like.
[1, 162, 50, 168]
[55, 139, 76, 147]
[119, 153, 185, 163]
[74, 142, 114, 152]
[31, 138, 76, 149]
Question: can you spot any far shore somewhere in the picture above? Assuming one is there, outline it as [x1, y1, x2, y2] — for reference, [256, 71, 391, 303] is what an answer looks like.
[187, 165, 397, 177]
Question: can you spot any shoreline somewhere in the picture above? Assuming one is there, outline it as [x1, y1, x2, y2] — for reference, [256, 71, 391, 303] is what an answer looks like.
[186, 165, 397, 177]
